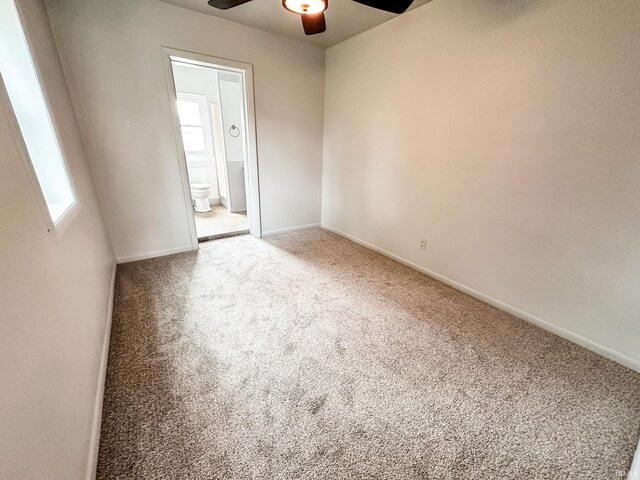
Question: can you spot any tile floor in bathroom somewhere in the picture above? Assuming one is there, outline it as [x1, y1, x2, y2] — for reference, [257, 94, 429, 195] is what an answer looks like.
[194, 205, 248, 241]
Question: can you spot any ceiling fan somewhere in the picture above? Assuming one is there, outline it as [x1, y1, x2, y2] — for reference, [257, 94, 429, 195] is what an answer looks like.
[206, 0, 415, 35]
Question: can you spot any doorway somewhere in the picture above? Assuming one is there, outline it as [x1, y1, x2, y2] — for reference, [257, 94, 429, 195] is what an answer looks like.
[163, 49, 261, 245]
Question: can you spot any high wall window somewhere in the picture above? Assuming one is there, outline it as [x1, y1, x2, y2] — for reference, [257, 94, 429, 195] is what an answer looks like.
[177, 93, 212, 156]
[0, 0, 76, 226]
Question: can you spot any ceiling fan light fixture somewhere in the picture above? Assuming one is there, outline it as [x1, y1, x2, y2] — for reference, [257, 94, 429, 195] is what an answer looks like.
[209, 0, 415, 37]
[282, 0, 327, 15]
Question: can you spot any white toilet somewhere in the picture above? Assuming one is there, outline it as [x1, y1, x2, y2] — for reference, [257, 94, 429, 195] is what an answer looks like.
[190, 183, 212, 213]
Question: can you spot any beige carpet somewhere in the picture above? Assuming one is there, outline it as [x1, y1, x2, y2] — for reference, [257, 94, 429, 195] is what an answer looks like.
[98, 228, 640, 479]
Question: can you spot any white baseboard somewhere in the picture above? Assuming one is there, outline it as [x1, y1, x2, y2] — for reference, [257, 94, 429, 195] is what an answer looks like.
[85, 262, 117, 480]
[116, 244, 195, 264]
[630, 441, 640, 480]
[262, 223, 321, 238]
[322, 224, 640, 373]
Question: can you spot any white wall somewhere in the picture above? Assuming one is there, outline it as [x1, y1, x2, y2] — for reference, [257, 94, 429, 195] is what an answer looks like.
[0, 0, 115, 478]
[172, 63, 220, 103]
[323, 0, 640, 369]
[218, 72, 247, 212]
[172, 63, 221, 199]
[45, 0, 325, 261]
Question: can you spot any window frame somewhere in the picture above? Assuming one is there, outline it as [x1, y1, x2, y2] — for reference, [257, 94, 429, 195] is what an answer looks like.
[0, 0, 79, 241]
[176, 92, 213, 157]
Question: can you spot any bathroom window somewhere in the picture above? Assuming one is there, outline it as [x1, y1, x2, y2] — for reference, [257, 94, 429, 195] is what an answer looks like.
[0, 0, 77, 231]
[176, 93, 212, 156]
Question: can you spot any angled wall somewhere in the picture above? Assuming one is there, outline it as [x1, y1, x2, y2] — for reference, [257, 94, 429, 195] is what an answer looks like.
[0, 0, 115, 478]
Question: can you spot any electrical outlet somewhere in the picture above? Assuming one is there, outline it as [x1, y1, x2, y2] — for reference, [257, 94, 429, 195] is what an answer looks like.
[419, 239, 427, 250]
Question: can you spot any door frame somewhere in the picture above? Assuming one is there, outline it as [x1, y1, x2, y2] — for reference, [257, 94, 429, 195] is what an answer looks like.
[161, 47, 262, 248]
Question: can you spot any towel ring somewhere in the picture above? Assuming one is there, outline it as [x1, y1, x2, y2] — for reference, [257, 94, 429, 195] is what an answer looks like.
[229, 125, 240, 138]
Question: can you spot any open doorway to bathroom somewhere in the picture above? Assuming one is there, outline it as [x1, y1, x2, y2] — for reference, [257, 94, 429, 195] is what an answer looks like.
[165, 50, 261, 244]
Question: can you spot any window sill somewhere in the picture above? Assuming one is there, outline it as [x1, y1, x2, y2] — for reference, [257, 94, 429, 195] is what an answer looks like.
[49, 201, 80, 242]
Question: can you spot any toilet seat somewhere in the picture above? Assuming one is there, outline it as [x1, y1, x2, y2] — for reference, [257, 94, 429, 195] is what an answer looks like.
[190, 183, 211, 191]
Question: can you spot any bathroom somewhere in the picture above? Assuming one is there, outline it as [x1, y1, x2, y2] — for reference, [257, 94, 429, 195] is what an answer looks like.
[171, 60, 249, 241]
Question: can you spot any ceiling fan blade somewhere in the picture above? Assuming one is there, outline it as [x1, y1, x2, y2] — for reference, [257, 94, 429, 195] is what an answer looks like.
[352, 0, 414, 14]
[207, 0, 252, 10]
[301, 12, 326, 35]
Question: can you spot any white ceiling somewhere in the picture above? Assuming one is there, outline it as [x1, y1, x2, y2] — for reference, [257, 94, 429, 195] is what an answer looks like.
[159, 0, 431, 48]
